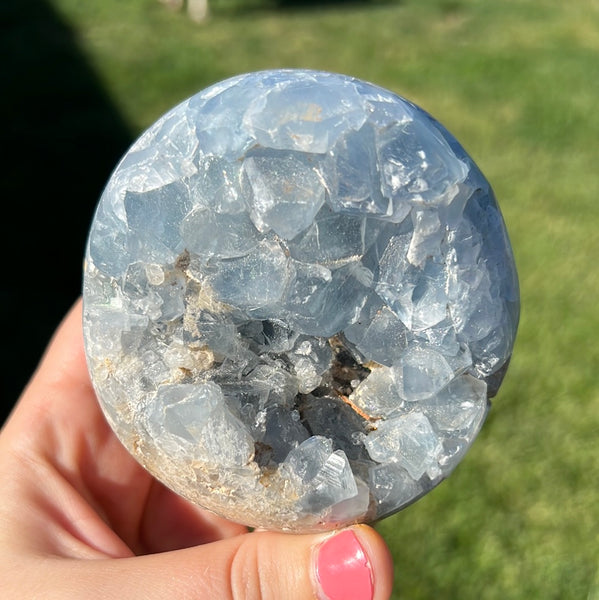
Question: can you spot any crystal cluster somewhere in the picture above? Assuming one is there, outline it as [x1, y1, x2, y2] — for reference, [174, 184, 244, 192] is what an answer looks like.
[83, 70, 519, 532]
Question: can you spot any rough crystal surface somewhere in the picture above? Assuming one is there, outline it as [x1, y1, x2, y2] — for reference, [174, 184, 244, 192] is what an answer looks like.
[82, 69, 519, 532]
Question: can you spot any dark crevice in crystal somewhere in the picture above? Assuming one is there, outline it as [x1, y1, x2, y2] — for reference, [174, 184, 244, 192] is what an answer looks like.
[254, 441, 274, 467]
[327, 335, 371, 397]
[296, 394, 371, 461]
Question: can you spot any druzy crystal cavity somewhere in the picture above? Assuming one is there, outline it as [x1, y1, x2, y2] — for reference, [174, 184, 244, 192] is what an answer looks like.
[83, 70, 519, 532]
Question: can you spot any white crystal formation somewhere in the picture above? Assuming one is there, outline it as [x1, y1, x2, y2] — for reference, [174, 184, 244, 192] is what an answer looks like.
[82, 70, 519, 532]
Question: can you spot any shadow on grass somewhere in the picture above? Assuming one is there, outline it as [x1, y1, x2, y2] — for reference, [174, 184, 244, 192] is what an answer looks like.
[0, 0, 133, 423]
[210, 0, 400, 18]
[275, 0, 396, 7]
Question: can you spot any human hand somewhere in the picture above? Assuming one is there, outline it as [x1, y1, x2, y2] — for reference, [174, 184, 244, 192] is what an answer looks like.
[0, 299, 394, 599]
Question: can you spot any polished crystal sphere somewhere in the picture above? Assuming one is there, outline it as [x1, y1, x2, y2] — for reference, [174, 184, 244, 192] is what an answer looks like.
[82, 69, 519, 532]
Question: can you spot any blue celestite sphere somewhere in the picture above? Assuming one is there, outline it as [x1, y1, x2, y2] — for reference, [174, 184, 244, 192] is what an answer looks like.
[82, 69, 519, 532]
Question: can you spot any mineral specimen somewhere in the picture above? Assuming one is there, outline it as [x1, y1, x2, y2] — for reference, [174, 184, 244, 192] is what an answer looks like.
[82, 69, 519, 532]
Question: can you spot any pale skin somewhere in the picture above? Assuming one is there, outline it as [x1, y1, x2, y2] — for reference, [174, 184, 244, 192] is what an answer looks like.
[0, 299, 394, 599]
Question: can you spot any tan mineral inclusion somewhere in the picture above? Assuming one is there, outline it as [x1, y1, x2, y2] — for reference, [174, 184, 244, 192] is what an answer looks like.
[83, 70, 519, 532]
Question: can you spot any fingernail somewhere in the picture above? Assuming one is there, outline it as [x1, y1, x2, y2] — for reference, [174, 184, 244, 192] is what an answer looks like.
[316, 529, 374, 600]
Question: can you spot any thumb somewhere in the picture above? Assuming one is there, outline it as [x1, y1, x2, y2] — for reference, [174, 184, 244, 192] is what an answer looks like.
[65, 525, 394, 600]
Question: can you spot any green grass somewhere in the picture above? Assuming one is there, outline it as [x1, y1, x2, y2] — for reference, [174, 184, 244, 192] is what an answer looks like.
[49, 0, 599, 597]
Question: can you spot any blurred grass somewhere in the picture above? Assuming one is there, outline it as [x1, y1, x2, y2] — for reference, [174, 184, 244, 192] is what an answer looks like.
[49, 0, 599, 597]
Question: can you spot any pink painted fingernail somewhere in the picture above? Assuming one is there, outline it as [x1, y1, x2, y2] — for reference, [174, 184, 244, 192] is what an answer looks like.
[316, 529, 374, 600]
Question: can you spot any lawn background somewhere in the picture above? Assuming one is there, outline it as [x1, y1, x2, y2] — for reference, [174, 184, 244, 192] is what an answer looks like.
[3, 0, 598, 597]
